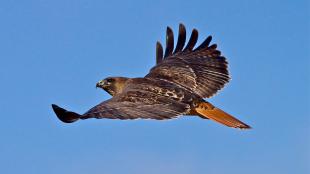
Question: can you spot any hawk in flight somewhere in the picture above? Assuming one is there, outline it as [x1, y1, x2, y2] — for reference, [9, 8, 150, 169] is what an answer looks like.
[52, 24, 251, 129]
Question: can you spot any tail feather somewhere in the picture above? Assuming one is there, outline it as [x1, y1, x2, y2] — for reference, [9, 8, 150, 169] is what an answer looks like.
[194, 101, 251, 129]
[51, 104, 80, 123]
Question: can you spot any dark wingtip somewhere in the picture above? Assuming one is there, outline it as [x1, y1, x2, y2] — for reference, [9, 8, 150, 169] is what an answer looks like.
[51, 104, 80, 123]
[194, 35, 212, 51]
[174, 23, 186, 53]
[164, 26, 174, 58]
[184, 28, 198, 51]
[156, 41, 163, 64]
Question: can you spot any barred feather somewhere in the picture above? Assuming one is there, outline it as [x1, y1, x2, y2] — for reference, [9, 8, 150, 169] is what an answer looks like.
[148, 24, 230, 98]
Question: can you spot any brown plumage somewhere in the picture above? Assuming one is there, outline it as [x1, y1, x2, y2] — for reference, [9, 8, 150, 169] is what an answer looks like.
[52, 24, 251, 129]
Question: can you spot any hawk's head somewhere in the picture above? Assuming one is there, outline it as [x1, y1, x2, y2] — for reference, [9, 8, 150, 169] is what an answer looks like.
[96, 77, 129, 96]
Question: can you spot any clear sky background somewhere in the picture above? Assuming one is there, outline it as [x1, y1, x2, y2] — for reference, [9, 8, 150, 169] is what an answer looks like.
[0, 0, 309, 174]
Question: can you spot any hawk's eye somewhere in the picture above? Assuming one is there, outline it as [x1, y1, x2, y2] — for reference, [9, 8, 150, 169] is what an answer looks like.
[106, 78, 114, 83]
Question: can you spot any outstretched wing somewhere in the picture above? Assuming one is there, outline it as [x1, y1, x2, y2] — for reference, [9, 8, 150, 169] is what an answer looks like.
[52, 80, 190, 123]
[81, 98, 188, 120]
[149, 24, 230, 98]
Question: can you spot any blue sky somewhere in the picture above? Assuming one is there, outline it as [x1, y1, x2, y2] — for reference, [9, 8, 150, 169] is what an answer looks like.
[0, 0, 309, 174]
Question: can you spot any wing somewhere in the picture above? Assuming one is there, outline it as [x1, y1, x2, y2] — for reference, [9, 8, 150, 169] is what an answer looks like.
[80, 82, 190, 120]
[53, 78, 189, 121]
[150, 24, 230, 98]
[81, 99, 188, 120]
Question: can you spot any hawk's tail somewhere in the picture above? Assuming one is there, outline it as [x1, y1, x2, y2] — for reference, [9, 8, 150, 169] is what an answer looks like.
[194, 101, 251, 129]
[51, 104, 81, 123]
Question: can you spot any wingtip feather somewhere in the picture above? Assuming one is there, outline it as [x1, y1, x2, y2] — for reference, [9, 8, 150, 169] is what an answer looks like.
[164, 26, 174, 57]
[174, 23, 186, 53]
[51, 104, 80, 123]
[156, 41, 163, 64]
[184, 28, 198, 51]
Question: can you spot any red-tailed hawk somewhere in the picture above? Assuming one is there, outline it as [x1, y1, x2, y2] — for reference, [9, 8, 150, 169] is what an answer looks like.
[52, 24, 251, 129]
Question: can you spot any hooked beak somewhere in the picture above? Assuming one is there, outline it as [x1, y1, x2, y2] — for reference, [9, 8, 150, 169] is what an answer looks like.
[96, 80, 106, 89]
